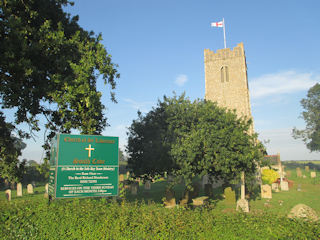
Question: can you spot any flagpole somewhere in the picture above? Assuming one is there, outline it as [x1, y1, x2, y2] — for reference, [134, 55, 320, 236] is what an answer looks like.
[223, 18, 227, 49]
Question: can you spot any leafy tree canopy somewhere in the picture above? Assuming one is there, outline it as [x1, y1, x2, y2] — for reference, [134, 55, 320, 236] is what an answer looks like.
[0, 0, 119, 181]
[127, 94, 265, 188]
[293, 83, 320, 152]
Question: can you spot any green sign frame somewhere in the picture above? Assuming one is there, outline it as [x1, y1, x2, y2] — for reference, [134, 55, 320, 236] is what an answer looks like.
[49, 134, 119, 198]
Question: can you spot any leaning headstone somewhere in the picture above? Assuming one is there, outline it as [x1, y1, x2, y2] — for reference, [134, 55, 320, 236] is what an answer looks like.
[311, 172, 316, 178]
[17, 183, 23, 197]
[5, 189, 11, 201]
[272, 183, 279, 192]
[288, 204, 319, 221]
[192, 196, 209, 207]
[204, 184, 213, 197]
[130, 182, 138, 195]
[305, 166, 310, 172]
[261, 184, 272, 199]
[236, 199, 249, 212]
[280, 181, 289, 191]
[224, 187, 236, 203]
[164, 188, 176, 208]
[27, 184, 34, 194]
[144, 180, 151, 190]
[296, 168, 302, 177]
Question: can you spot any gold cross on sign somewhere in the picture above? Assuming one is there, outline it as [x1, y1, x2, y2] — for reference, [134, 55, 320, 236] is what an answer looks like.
[85, 144, 95, 157]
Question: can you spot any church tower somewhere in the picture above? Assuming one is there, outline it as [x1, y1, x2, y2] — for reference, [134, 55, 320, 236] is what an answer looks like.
[204, 43, 253, 131]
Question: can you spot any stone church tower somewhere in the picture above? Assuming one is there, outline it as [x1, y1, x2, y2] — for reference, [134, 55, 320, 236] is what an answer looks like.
[204, 42, 254, 132]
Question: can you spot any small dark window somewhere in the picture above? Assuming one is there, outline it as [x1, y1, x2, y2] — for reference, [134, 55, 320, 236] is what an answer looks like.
[221, 66, 229, 83]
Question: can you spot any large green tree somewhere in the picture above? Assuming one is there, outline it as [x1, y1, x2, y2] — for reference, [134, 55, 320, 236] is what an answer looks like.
[127, 94, 265, 187]
[293, 83, 320, 152]
[0, 0, 119, 181]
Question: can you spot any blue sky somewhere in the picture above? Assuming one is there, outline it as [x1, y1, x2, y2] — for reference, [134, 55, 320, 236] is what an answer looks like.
[19, 0, 320, 161]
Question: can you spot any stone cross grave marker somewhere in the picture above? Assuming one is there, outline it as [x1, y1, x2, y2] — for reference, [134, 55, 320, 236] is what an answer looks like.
[311, 172, 316, 178]
[27, 184, 34, 194]
[17, 183, 22, 197]
[236, 171, 249, 212]
[261, 184, 272, 199]
[296, 168, 302, 177]
[5, 189, 11, 201]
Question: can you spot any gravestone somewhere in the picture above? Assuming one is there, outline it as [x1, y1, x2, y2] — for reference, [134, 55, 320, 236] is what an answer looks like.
[305, 166, 310, 172]
[45, 183, 49, 193]
[192, 196, 209, 207]
[119, 174, 124, 182]
[280, 181, 289, 191]
[164, 188, 176, 208]
[271, 183, 279, 192]
[288, 204, 319, 221]
[202, 175, 209, 189]
[286, 171, 291, 178]
[224, 187, 236, 203]
[261, 184, 272, 199]
[130, 182, 139, 195]
[236, 199, 249, 212]
[31, 181, 36, 188]
[5, 189, 11, 201]
[311, 172, 316, 178]
[126, 171, 130, 179]
[27, 184, 34, 194]
[296, 168, 302, 177]
[17, 183, 22, 197]
[144, 180, 151, 190]
[204, 184, 213, 197]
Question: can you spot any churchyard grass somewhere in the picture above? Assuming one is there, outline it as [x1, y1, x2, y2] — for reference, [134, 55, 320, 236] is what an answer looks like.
[1, 163, 320, 239]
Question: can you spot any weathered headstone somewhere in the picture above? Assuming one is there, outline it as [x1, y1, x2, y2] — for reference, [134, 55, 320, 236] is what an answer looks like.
[192, 196, 209, 207]
[17, 183, 23, 197]
[286, 171, 291, 178]
[130, 182, 138, 195]
[296, 168, 302, 177]
[45, 183, 49, 193]
[224, 187, 236, 203]
[27, 184, 33, 194]
[261, 184, 272, 199]
[204, 184, 213, 197]
[236, 199, 249, 212]
[288, 204, 319, 221]
[305, 166, 310, 172]
[144, 180, 151, 190]
[119, 174, 124, 182]
[164, 188, 176, 208]
[271, 183, 279, 191]
[311, 172, 316, 178]
[5, 189, 11, 201]
[280, 181, 289, 191]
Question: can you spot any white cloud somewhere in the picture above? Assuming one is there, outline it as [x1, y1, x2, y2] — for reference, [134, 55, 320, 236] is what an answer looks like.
[249, 71, 318, 99]
[123, 98, 154, 113]
[175, 74, 188, 86]
[257, 128, 320, 160]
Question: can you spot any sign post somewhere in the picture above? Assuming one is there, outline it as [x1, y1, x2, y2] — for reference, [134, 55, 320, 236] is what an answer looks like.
[49, 134, 119, 199]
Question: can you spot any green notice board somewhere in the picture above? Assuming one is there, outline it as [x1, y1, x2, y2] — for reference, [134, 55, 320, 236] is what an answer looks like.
[48, 134, 119, 198]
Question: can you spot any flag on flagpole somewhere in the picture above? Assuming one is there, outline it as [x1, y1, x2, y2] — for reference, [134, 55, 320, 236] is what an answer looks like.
[211, 21, 223, 27]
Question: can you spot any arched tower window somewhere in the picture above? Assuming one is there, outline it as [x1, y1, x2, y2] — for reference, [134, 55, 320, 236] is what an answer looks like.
[220, 66, 229, 83]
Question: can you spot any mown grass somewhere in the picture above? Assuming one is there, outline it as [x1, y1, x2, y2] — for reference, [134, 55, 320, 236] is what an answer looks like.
[1, 163, 320, 239]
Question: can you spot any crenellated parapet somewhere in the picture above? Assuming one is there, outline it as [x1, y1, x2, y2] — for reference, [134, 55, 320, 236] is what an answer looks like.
[204, 43, 244, 63]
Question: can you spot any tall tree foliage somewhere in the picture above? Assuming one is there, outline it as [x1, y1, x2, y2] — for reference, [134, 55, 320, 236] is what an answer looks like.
[293, 83, 320, 152]
[127, 94, 265, 187]
[0, 0, 119, 181]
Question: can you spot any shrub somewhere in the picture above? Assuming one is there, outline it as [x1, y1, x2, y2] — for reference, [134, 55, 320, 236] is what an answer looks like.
[262, 168, 279, 185]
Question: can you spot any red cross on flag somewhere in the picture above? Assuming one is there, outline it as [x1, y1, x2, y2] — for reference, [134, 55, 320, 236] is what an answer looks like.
[211, 21, 223, 27]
